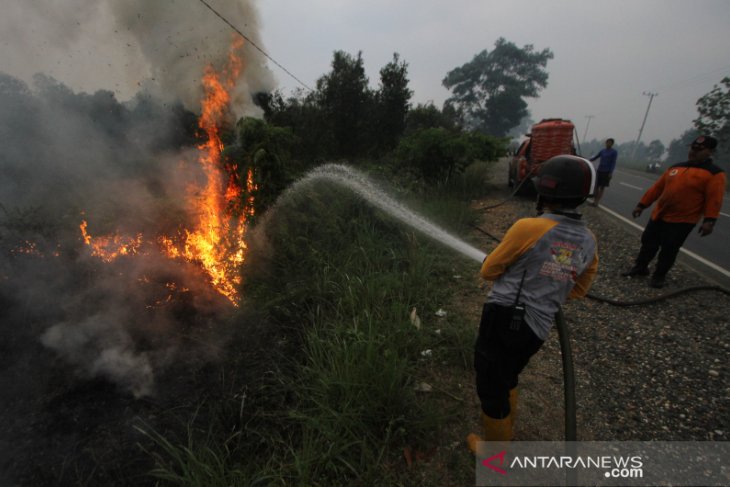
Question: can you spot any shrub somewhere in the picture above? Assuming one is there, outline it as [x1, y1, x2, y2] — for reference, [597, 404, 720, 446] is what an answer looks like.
[395, 128, 507, 184]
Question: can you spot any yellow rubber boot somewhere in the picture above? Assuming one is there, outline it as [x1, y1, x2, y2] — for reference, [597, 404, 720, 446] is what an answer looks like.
[483, 412, 513, 441]
[467, 411, 513, 452]
[466, 431, 481, 453]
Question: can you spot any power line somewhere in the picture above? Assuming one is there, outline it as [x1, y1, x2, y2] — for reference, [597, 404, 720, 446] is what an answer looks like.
[655, 64, 730, 92]
[195, 0, 313, 92]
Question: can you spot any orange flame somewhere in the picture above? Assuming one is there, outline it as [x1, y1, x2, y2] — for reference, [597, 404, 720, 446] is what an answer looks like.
[173, 35, 250, 304]
[80, 37, 254, 306]
[80, 220, 143, 263]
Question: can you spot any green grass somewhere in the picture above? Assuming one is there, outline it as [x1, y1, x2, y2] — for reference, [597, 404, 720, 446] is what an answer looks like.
[137, 162, 490, 485]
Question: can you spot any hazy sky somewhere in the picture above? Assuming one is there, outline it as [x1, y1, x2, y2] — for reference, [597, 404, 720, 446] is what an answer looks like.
[257, 0, 730, 146]
[2, 0, 729, 147]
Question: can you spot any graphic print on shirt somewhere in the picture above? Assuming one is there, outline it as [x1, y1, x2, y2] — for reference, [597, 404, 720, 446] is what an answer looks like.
[539, 241, 581, 283]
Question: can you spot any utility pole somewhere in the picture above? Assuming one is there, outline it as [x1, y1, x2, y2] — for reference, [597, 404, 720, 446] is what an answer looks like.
[582, 115, 595, 144]
[631, 91, 658, 160]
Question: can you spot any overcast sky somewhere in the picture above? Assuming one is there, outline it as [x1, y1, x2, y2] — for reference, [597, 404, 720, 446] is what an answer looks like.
[2, 0, 729, 148]
[257, 0, 730, 147]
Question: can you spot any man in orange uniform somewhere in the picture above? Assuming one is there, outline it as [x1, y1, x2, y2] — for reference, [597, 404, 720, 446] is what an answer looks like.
[467, 156, 599, 448]
[622, 135, 726, 288]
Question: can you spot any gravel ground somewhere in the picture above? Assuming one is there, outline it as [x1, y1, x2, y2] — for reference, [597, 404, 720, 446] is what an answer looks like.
[468, 179, 730, 443]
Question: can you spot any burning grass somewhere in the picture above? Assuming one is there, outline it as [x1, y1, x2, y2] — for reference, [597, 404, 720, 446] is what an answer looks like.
[0, 152, 493, 484]
[0, 37, 266, 484]
[78, 37, 254, 307]
[132, 174, 490, 485]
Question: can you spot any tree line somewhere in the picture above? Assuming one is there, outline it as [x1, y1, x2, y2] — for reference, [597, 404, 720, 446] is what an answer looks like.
[236, 38, 556, 214]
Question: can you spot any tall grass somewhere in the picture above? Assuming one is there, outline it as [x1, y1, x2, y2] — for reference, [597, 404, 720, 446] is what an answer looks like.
[138, 164, 489, 485]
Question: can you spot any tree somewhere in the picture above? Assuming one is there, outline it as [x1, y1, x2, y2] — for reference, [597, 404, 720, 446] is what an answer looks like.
[404, 103, 458, 135]
[442, 38, 553, 136]
[374, 53, 413, 153]
[647, 139, 665, 162]
[315, 50, 373, 158]
[395, 128, 506, 183]
[615, 140, 649, 166]
[226, 117, 299, 216]
[396, 128, 468, 183]
[694, 76, 730, 165]
[694, 77, 730, 142]
[255, 89, 333, 161]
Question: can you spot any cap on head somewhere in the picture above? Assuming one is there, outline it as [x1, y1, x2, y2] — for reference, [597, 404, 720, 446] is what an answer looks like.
[689, 135, 717, 150]
[535, 155, 595, 206]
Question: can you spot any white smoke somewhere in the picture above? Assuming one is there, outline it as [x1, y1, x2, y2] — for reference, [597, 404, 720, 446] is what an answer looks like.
[1, 0, 275, 116]
[40, 316, 155, 398]
[107, 0, 275, 115]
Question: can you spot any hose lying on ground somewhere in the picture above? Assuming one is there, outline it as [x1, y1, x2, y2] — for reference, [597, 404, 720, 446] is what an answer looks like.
[480, 175, 533, 211]
[587, 285, 730, 306]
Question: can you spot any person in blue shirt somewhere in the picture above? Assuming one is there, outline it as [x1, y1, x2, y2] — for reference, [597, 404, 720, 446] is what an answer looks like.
[588, 138, 618, 206]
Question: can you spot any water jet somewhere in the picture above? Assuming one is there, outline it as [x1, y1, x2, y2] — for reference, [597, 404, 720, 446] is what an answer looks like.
[277, 164, 487, 263]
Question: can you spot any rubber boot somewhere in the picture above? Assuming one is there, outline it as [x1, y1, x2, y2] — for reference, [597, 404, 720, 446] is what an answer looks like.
[466, 430, 481, 453]
[483, 413, 513, 441]
[466, 411, 513, 452]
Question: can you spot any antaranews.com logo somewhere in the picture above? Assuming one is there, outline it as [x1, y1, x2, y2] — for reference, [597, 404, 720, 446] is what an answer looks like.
[475, 441, 730, 486]
[481, 449, 643, 478]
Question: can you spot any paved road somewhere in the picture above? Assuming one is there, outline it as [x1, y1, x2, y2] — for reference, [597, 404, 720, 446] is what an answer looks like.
[598, 168, 730, 283]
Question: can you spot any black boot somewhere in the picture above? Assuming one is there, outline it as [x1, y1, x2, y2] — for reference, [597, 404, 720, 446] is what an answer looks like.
[621, 266, 650, 277]
[649, 274, 666, 288]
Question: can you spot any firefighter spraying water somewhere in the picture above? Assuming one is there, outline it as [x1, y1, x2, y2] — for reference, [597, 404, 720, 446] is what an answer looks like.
[468, 155, 598, 448]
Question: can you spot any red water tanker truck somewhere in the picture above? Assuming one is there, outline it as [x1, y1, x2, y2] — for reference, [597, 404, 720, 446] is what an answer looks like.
[508, 118, 578, 194]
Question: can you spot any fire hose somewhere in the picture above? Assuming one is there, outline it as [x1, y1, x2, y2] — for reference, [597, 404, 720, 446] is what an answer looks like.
[480, 174, 534, 211]
[555, 308, 576, 441]
[470, 222, 730, 442]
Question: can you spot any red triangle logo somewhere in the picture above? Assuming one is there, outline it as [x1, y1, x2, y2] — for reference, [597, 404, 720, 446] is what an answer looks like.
[482, 450, 508, 475]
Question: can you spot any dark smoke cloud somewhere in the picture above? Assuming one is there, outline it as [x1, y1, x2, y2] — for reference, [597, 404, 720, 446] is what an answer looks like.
[0, 0, 272, 398]
[0, 72, 231, 397]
